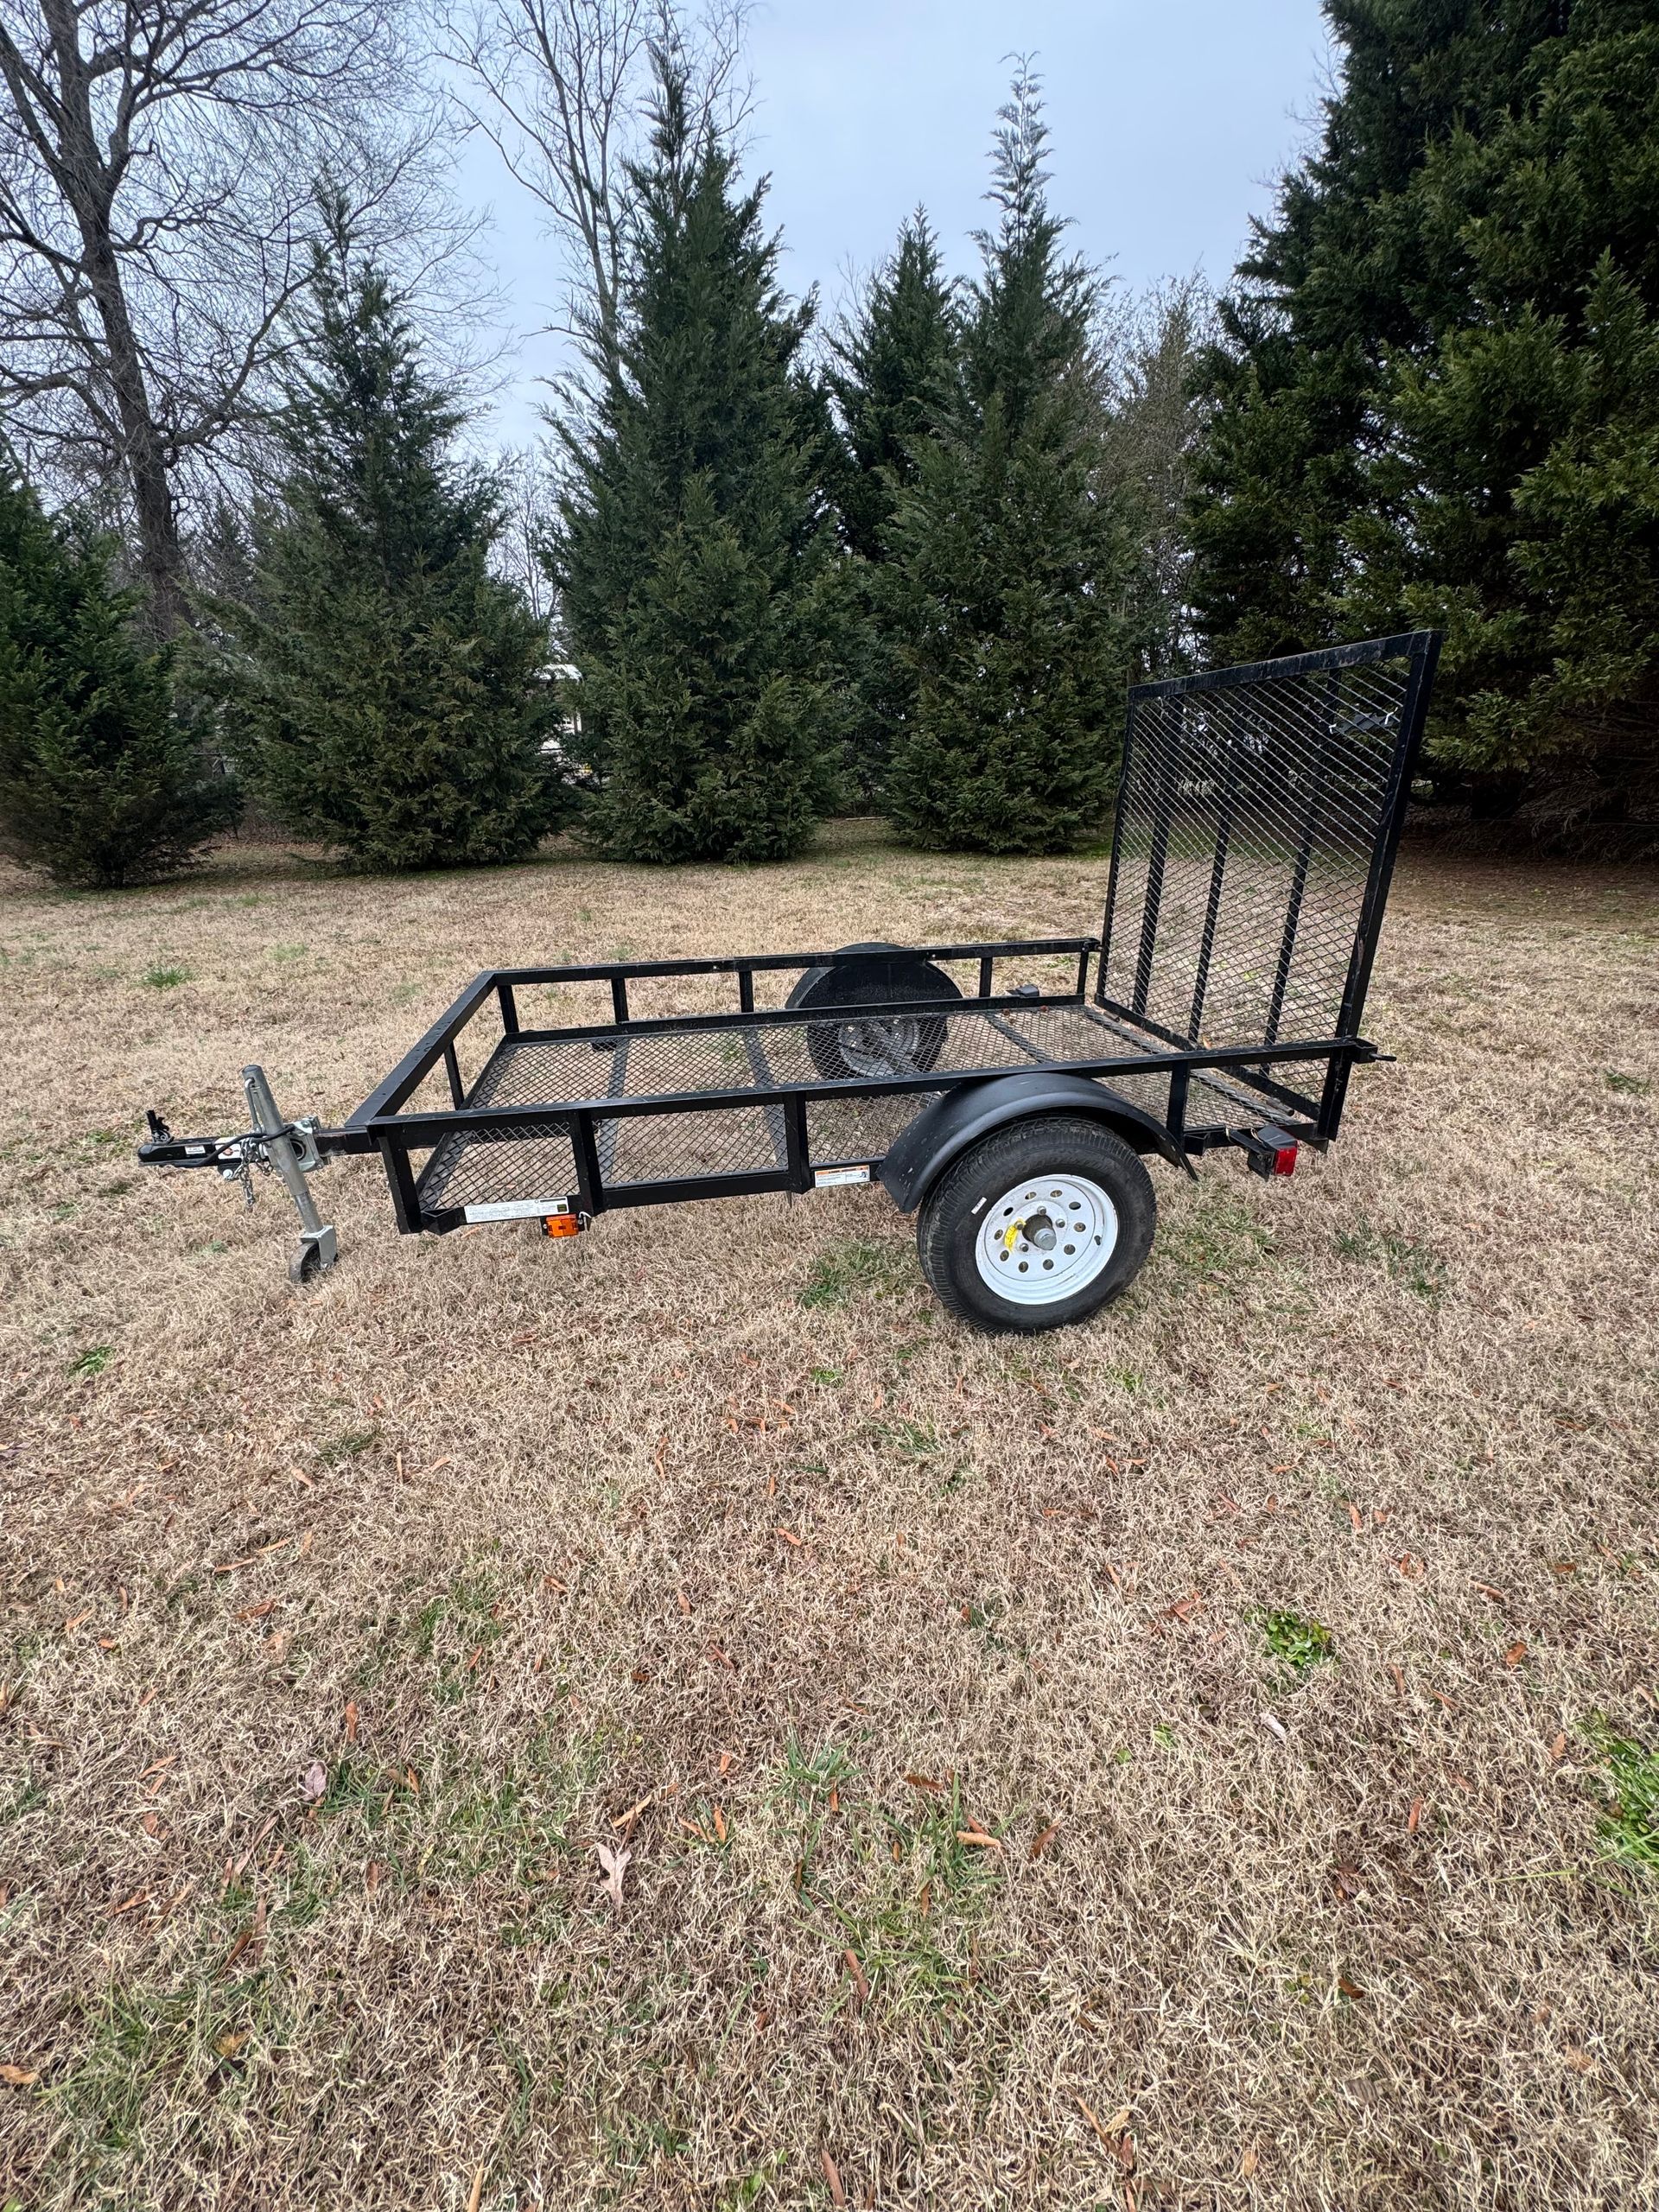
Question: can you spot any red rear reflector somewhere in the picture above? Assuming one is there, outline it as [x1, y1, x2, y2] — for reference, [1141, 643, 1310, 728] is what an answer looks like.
[1272, 1143, 1298, 1177]
[542, 1212, 582, 1238]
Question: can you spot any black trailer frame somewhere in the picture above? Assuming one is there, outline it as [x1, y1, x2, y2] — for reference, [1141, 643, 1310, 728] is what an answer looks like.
[140, 632, 1440, 1287]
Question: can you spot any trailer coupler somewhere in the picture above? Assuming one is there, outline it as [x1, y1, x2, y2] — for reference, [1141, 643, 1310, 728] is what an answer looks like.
[138, 1065, 340, 1286]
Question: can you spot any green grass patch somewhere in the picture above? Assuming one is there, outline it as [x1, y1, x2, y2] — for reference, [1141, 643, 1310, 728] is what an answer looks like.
[411, 1563, 511, 1705]
[68, 1344, 112, 1377]
[777, 1734, 856, 1813]
[1582, 1719, 1659, 1871]
[315, 1427, 378, 1466]
[1253, 1607, 1337, 1678]
[141, 963, 189, 989]
[1605, 1070, 1651, 1096]
[798, 1236, 911, 1309]
[872, 1415, 940, 1460]
[42, 1969, 289, 2186]
[1160, 1190, 1277, 1282]
[1334, 1215, 1446, 1304]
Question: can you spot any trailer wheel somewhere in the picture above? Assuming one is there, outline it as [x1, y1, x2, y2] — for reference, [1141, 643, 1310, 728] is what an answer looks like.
[786, 942, 961, 1082]
[917, 1116, 1156, 1333]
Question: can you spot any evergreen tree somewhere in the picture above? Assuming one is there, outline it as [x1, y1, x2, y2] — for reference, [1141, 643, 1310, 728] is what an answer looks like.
[825, 213, 959, 794]
[1191, 1, 1659, 806]
[1098, 279, 1214, 677]
[551, 66, 842, 864]
[882, 68, 1141, 855]
[827, 214, 959, 563]
[0, 454, 236, 887]
[211, 207, 561, 872]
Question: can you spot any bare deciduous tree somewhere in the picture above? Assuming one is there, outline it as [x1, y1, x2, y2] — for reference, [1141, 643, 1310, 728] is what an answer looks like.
[440, 0, 752, 377]
[0, 1, 441, 632]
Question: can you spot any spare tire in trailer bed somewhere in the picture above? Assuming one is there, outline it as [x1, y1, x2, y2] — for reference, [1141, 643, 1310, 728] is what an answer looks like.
[785, 942, 963, 1081]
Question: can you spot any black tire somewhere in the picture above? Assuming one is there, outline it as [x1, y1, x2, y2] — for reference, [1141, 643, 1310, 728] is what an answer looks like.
[917, 1115, 1157, 1334]
[785, 941, 962, 1082]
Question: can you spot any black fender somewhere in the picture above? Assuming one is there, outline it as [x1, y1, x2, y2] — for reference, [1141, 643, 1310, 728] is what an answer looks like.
[877, 1071, 1193, 1214]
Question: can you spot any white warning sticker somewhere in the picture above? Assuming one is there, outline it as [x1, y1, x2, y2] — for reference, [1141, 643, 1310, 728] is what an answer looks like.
[813, 1165, 872, 1188]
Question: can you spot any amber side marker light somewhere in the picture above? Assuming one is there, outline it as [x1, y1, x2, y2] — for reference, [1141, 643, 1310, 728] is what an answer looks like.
[542, 1212, 583, 1239]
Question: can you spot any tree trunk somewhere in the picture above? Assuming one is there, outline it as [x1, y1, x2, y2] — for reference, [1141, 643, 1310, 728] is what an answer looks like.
[41, 0, 188, 635]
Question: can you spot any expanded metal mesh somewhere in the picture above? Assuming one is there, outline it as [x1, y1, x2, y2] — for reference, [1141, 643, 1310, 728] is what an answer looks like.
[1102, 645, 1426, 1050]
[410, 1003, 1313, 1214]
[417, 1120, 579, 1214]
[445, 1004, 1193, 1120]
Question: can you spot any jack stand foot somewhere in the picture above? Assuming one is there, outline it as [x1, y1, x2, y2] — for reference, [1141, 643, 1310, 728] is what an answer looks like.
[289, 1224, 339, 1287]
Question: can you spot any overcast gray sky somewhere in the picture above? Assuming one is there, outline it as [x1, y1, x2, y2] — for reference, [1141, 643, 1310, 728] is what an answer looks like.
[455, 0, 1334, 445]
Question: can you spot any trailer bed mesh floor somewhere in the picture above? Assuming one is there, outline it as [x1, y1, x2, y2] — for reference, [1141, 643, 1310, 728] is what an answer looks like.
[413, 1002, 1288, 1218]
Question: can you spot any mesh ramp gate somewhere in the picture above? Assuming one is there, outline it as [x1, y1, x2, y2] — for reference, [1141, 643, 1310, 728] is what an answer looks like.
[1099, 632, 1438, 1128]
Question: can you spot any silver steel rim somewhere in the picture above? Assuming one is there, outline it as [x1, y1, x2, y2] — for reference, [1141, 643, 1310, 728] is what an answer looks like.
[836, 1014, 924, 1077]
[974, 1172, 1118, 1306]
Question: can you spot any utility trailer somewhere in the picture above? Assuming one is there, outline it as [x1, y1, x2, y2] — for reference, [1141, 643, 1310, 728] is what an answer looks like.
[139, 632, 1440, 1334]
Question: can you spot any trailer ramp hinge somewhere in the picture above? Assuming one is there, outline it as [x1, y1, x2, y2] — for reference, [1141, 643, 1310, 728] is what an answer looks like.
[1230, 1125, 1300, 1179]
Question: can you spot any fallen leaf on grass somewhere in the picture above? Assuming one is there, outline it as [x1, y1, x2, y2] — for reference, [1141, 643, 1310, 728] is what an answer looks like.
[1548, 1731, 1567, 1761]
[216, 2031, 248, 2057]
[842, 1948, 869, 2003]
[1, 2064, 40, 2087]
[1407, 1796, 1424, 1834]
[1031, 1821, 1061, 1859]
[819, 2149, 848, 2206]
[223, 1897, 265, 1971]
[712, 1803, 727, 1843]
[1338, 1974, 1367, 2000]
[773, 1526, 803, 1547]
[1240, 2145, 1259, 2177]
[1503, 1643, 1529, 1669]
[904, 1772, 942, 1794]
[299, 1761, 327, 1804]
[593, 1840, 630, 1909]
[955, 1827, 1001, 1850]
[236, 1599, 275, 1623]
[1563, 2047, 1596, 2075]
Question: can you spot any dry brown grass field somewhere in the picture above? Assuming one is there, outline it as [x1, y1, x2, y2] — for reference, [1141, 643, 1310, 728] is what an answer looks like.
[2, 821, 1657, 2212]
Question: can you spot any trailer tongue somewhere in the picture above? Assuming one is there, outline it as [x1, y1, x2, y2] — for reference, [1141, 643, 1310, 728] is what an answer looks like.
[139, 632, 1440, 1332]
